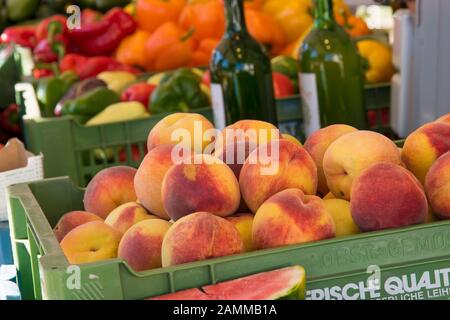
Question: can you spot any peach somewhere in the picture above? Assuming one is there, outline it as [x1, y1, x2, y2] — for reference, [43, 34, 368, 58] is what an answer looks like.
[84, 166, 137, 219]
[304, 125, 358, 196]
[134, 144, 184, 220]
[281, 134, 303, 147]
[118, 219, 172, 271]
[239, 139, 317, 213]
[323, 130, 402, 200]
[401, 122, 450, 184]
[162, 154, 240, 221]
[60, 221, 122, 264]
[54, 211, 103, 242]
[216, 120, 281, 152]
[425, 151, 450, 219]
[161, 212, 244, 267]
[323, 199, 359, 237]
[225, 213, 254, 252]
[147, 113, 215, 153]
[214, 140, 254, 212]
[323, 192, 335, 200]
[436, 113, 450, 123]
[351, 163, 428, 231]
[252, 189, 335, 250]
[105, 202, 158, 234]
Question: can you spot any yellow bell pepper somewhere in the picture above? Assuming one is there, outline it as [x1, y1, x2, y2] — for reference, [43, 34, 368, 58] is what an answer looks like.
[86, 102, 149, 126]
[263, 0, 314, 43]
[357, 40, 395, 84]
[97, 71, 137, 93]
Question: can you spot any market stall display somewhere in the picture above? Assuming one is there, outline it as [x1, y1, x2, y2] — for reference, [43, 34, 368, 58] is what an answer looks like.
[1, 0, 449, 304]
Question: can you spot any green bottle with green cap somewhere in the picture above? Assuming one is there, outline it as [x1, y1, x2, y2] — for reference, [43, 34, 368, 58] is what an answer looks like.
[210, 0, 277, 129]
[299, 0, 367, 136]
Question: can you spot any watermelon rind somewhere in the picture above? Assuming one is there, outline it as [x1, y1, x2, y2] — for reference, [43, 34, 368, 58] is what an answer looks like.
[267, 266, 306, 300]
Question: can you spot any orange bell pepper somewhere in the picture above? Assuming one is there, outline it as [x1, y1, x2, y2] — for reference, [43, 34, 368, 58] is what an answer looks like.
[144, 22, 195, 71]
[244, 0, 264, 10]
[115, 29, 151, 69]
[179, 0, 225, 42]
[335, 14, 371, 38]
[245, 9, 287, 54]
[136, 0, 185, 33]
[191, 37, 220, 67]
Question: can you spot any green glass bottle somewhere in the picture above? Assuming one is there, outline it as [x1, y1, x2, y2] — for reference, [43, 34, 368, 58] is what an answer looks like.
[210, 0, 277, 129]
[299, 0, 367, 136]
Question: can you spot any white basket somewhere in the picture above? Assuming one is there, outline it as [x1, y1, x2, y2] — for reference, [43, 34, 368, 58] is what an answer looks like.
[0, 154, 44, 221]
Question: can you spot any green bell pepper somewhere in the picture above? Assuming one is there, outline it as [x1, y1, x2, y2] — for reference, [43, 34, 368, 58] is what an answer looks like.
[61, 87, 120, 124]
[150, 68, 210, 114]
[37, 71, 79, 117]
[6, 0, 40, 22]
[271, 56, 299, 92]
[76, 0, 131, 12]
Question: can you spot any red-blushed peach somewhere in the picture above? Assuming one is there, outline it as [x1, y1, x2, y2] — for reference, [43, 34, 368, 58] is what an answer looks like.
[83, 166, 137, 219]
[239, 139, 318, 213]
[54, 211, 103, 242]
[281, 134, 303, 147]
[147, 113, 215, 153]
[436, 113, 450, 123]
[252, 189, 335, 249]
[323, 130, 402, 200]
[304, 125, 358, 196]
[118, 219, 172, 271]
[350, 163, 428, 231]
[216, 120, 281, 152]
[323, 199, 359, 237]
[225, 213, 254, 252]
[134, 144, 187, 220]
[323, 192, 335, 200]
[425, 151, 450, 219]
[104, 202, 158, 234]
[60, 221, 122, 264]
[161, 212, 244, 267]
[401, 122, 450, 184]
[214, 140, 254, 212]
[161, 154, 240, 221]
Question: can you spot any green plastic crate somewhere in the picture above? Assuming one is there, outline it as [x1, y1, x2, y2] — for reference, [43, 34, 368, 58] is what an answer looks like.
[18, 84, 391, 188]
[7, 177, 450, 300]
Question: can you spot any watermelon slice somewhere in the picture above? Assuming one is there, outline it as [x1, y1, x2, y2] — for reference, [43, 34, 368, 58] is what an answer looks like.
[149, 266, 306, 300]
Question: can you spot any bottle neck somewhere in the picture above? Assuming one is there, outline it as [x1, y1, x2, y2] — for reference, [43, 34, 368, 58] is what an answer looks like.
[314, 0, 335, 28]
[224, 0, 248, 34]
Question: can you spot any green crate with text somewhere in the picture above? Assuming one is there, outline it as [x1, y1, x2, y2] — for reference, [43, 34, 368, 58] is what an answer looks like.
[7, 173, 450, 301]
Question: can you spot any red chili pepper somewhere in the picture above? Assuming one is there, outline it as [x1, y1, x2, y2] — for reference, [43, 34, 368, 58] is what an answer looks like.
[272, 72, 295, 98]
[121, 83, 157, 111]
[33, 68, 54, 79]
[0, 104, 21, 135]
[0, 26, 37, 49]
[69, 8, 137, 56]
[36, 15, 68, 42]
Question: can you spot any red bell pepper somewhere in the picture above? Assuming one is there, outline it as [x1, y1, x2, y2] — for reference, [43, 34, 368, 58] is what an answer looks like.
[33, 68, 55, 79]
[121, 83, 157, 111]
[272, 72, 295, 98]
[0, 104, 21, 135]
[59, 54, 140, 80]
[34, 20, 69, 63]
[0, 26, 37, 49]
[36, 15, 68, 42]
[68, 8, 137, 56]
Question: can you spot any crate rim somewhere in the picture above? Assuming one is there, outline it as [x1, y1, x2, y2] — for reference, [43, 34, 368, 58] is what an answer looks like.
[7, 175, 450, 283]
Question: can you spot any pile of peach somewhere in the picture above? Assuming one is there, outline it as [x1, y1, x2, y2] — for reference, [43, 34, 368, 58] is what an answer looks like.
[55, 112, 450, 272]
